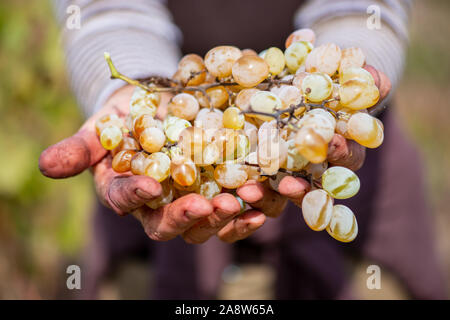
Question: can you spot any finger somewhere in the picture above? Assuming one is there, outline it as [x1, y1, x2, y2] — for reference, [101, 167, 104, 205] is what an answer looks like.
[182, 193, 242, 244]
[327, 133, 366, 171]
[278, 176, 311, 207]
[39, 129, 106, 178]
[217, 210, 266, 243]
[39, 86, 134, 179]
[136, 193, 214, 241]
[93, 156, 162, 216]
[236, 180, 287, 217]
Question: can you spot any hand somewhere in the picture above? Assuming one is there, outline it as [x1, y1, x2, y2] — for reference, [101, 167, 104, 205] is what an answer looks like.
[238, 65, 392, 214]
[39, 85, 266, 244]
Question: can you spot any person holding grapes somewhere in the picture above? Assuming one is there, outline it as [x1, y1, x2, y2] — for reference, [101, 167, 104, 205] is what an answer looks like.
[39, 0, 446, 299]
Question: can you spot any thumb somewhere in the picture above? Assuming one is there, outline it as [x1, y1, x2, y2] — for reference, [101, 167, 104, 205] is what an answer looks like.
[39, 129, 107, 179]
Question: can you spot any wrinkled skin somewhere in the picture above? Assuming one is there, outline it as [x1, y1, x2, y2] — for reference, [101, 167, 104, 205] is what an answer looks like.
[39, 67, 390, 243]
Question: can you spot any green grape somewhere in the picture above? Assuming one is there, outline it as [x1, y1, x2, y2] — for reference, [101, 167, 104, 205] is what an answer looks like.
[322, 166, 360, 199]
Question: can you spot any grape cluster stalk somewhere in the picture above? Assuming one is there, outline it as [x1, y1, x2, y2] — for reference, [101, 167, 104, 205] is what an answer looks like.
[97, 28, 389, 243]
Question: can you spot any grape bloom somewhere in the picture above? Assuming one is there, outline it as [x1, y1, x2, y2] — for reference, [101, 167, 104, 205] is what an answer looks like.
[97, 28, 389, 243]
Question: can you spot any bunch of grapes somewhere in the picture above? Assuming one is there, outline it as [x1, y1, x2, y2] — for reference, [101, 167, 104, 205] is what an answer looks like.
[97, 28, 389, 243]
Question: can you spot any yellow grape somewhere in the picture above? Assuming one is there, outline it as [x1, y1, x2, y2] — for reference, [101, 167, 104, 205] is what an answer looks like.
[95, 114, 123, 136]
[264, 47, 286, 76]
[111, 136, 140, 157]
[249, 91, 283, 121]
[301, 189, 333, 231]
[197, 166, 222, 199]
[214, 163, 248, 189]
[223, 106, 245, 129]
[347, 112, 384, 148]
[164, 117, 192, 143]
[299, 109, 336, 143]
[139, 127, 166, 153]
[112, 150, 136, 173]
[198, 143, 220, 166]
[326, 204, 358, 242]
[196, 86, 229, 109]
[339, 79, 380, 110]
[294, 127, 328, 163]
[146, 179, 174, 210]
[100, 126, 123, 150]
[274, 85, 302, 108]
[129, 86, 159, 119]
[322, 166, 360, 199]
[235, 88, 259, 112]
[144, 152, 171, 182]
[301, 73, 333, 102]
[211, 128, 240, 162]
[285, 28, 316, 48]
[284, 41, 313, 73]
[171, 157, 198, 187]
[173, 54, 206, 86]
[305, 43, 342, 76]
[282, 139, 309, 171]
[132, 114, 160, 140]
[257, 136, 287, 175]
[168, 93, 199, 120]
[232, 55, 269, 87]
[178, 126, 207, 159]
[204, 46, 242, 78]
[339, 67, 375, 85]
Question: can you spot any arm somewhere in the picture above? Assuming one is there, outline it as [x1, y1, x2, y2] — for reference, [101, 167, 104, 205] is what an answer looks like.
[40, 0, 266, 243]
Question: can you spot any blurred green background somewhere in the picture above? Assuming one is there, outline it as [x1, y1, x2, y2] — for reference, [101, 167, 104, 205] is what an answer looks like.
[0, 0, 449, 299]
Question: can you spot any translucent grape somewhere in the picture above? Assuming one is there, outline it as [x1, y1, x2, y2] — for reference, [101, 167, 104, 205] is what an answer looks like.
[305, 161, 328, 179]
[132, 114, 160, 140]
[223, 106, 245, 129]
[326, 83, 342, 111]
[284, 41, 312, 73]
[143, 152, 171, 182]
[173, 54, 206, 86]
[282, 139, 309, 171]
[339, 79, 380, 110]
[235, 88, 259, 112]
[111, 136, 140, 156]
[178, 126, 207, 161]
[95, 114, 123, 136]
[299, 109, 336, 143]
[204, 46, 242, 78]
[257, 136, 288, 175]
[242, 48, 258, 56]
[129, 86, 159, 119]
[197, 166, 222, 199]
[275, 85, 302, 108]
[100, 126, 123, 150]
[232, 55, 269, 87]
[301, 189, 333, 231]
[130, 152, 151, 175]
[214, 163, 248, 189]
[305, 43, 342, 76]
[294, 127, 328, 163]
[326, 205, 358, 242]
[170, 157, 198, 187]
[285, 28, 316, 48]
[195, 86, 229, 109]
[347, 112, 384, 148]
[194, 108, 224, 141]
[198, 143, 220, 166]
[249, 91, 283, 121]
[112, 150, 136, 173]
[139, 127, 166, 153]
[168, 93, 200, 120]
[339, 67, 375, 86]
[235, 134, 250, 161]
[292, 71, 309, 93]
[211, 128, 240, 162]
[322, 166, 360, 199]
[339, 47, 365, 75]
[146, 179, 174, 210]
[263, 47, 286, 76]
[301, 73, 333, 102]
[164, 118, 192, 143]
